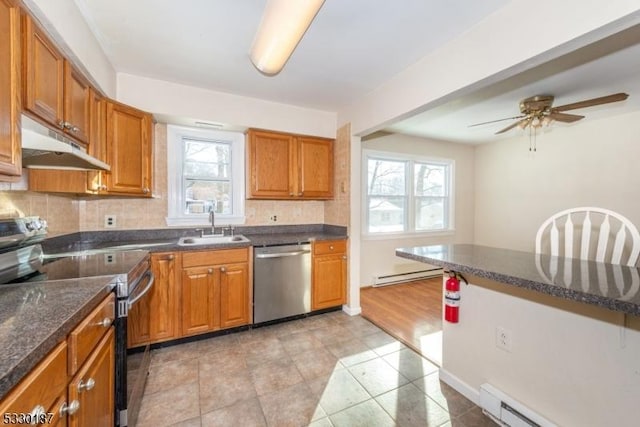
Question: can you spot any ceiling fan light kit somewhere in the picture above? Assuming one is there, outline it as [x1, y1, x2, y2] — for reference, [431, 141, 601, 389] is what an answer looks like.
[250, 0, 325, 76]
[469, 93, 628, 133]
[468, 92, 628, 151]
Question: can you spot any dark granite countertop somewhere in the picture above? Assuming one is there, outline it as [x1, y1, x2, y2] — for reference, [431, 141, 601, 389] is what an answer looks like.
[42, 224, 348, 254]
[0, 277, 116, 398]
[396, 244, 640, 316]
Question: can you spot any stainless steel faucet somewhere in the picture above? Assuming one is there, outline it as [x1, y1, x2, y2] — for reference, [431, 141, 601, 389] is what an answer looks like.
[208, 208, 215, 235]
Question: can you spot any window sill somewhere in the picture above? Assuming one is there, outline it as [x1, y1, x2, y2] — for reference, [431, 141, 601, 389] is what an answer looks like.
[361, 229, 455, 241]
[165, 216, 246, 227]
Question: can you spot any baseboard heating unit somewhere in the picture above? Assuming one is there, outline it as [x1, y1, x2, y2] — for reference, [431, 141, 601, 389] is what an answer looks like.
[371, 266, 442, 287]
[479, 383, 556, 427]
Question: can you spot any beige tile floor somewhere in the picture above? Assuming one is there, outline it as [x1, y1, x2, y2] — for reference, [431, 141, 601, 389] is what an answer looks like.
[137, 312, 495, 427]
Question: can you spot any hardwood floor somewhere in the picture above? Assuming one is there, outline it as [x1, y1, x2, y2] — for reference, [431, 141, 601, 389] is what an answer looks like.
[361, 277, 443, 365]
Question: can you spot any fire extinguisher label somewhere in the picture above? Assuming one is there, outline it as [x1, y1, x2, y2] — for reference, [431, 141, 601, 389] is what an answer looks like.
[445, 290, 460, 300]
[445, 298, 460, 307]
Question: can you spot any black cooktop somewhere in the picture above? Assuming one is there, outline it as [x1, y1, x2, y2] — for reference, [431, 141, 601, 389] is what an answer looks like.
[3, 247, 149, 284]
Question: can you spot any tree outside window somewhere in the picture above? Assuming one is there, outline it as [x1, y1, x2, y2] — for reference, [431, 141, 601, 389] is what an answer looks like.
[365, 151, 453, 234]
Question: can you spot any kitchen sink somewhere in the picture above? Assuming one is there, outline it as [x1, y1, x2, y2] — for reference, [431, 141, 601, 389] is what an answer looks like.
[177, 234, 250, 246]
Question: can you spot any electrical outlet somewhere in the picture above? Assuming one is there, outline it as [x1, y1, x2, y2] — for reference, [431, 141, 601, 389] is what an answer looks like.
[269, 215, 278, 222]
[104, 254, 115, 264]
[496, 326, 512, 352]
[104, 215, 117, 228]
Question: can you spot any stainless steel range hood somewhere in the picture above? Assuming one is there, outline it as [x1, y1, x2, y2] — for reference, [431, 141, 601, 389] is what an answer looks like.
[21, 115, 110, 171]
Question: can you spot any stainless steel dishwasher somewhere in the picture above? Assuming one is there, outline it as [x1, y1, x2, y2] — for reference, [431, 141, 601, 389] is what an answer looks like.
[254, 243, 311, 323]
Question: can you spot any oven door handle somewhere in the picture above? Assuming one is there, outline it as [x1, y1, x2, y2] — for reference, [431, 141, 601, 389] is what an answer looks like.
[127, 271, 155, 308]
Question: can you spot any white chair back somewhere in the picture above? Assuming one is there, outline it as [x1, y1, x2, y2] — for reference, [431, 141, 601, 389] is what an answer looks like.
[535, 207, 640, 267]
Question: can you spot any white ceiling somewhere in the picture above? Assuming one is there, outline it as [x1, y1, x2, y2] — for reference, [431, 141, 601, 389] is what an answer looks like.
[73, 1, 640, 144]
[74, 0, 508, 112]
[385, 24, 640, 143]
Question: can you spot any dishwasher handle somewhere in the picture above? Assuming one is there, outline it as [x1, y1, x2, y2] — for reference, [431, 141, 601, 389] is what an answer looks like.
[255, 249, 310, 259]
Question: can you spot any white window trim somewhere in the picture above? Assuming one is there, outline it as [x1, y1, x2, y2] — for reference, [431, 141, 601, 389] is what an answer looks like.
[166, 124, 245, 227]
[362, 149, 455, 238]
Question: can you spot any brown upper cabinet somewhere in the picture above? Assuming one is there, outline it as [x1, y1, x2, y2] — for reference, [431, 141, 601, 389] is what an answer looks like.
[22, 14, 91, 146]
[105, 100, 153, 197]
[0, 0, 22, 180]
[29, 97, 154, 197]
[247, 128, 334, 200]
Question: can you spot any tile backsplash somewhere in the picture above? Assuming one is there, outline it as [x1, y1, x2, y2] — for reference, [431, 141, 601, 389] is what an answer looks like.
[0, 122, 347, 236]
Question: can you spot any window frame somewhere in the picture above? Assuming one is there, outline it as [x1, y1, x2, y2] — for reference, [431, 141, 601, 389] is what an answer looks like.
[362, 149, 455, 238]
[166, 124, 245, 227]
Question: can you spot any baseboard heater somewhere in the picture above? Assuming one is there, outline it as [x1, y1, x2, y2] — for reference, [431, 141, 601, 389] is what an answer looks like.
[479, 383, 557, 427]
[372, 267, 442, 287]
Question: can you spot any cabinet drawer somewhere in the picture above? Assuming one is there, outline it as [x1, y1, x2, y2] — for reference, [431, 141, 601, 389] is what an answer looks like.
[314, 239, 347, 255]
[68, 293, 115, 375]
[0, 341, 67, 417]
[182, 248, 249, 268]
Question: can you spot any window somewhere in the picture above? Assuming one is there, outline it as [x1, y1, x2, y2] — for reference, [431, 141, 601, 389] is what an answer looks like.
[167, 125, 245, 226]
[363, 150, 453, 235]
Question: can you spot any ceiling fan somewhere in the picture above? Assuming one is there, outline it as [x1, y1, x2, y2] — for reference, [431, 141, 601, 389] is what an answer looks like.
[470, 92, 629, 134]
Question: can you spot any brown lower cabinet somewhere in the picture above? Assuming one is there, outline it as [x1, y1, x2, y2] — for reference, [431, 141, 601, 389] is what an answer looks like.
[127, 252, 179, 347]
[0, 294, 115, 427]
[128, 247, 251, 348]
[68, 329, 114, 427]
[181, 248, 250, 337]
[312, 239, 348, 310]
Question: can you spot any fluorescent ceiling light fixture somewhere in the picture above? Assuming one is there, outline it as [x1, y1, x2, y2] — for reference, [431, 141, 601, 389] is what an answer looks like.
[250, 0, 325, 76]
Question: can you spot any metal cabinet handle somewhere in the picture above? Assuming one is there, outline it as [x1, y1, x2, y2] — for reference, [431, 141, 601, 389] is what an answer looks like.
[220, 267, 226, 272]
[29, 405, 46, 424]
[167, 254, 175, 260]
[289, 192, 294, 196]
[95, 317, 111, 328]
[78, 377, 96, 392]
[329, 245, 334, 250]
[100, 184, 108, 191]
[342, 255, 347, 260]
[60, 400, 80, 416]
[142, 187, 150, 194]
[57, 120, 66, 129]
[207, 268, 213, 274]
[70, 126, 80, 133]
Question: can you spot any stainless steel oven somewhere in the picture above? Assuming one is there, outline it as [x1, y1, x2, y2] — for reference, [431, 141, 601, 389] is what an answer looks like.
[114, 262, 154, 427]
[0, 217, 154, 427]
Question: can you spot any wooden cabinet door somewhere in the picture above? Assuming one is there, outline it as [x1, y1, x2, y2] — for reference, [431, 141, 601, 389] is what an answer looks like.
[0, 0, 21, 179]
[149, 252, 179, 342]
[23, 14, 64, 129]
[105, 100, 153, 196]
[312, 254, 347, 310]
[299, 137, 333, 199]
[86, 89, 107, 193]
[63, 61, 90, 145]
[219, 262, 249, 328]
[248, 129, 295, 198]
[0, 341, 68, 426]
[68, 328, 114, 427]
[181, 266, 217, 336]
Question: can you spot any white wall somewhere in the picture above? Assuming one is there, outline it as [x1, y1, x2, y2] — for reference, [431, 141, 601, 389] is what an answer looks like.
[116, 74, 337, 138]
[360, 134, 475, 286]
[338, 0, 640, 136]
[442, 275, 640, 426]
[474, 111, 640, 252]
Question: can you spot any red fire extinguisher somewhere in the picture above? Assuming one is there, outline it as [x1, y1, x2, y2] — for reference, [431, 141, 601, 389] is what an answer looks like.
[445, 271, 460, 323]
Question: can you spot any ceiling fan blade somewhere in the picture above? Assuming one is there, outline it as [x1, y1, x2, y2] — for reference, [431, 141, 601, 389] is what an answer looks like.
[468, 115, 525, 128]
[548, 112, 584, 123]
[495, 118, 527, 134]
[553, 93, 628, 112]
